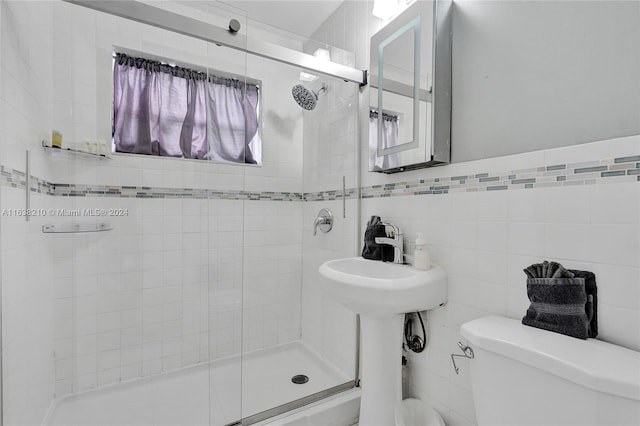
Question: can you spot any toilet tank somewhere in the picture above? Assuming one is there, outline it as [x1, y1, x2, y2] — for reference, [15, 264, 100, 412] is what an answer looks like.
[460, 316, 640, 426]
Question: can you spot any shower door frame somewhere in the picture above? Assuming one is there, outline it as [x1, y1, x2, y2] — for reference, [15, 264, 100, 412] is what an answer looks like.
[236, 381, 356, 425]
[0, 1, 5, 423]
[62, 0, 367, 87]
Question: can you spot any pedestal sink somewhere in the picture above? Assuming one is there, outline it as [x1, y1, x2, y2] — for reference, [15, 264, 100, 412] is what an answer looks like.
[319, 257, 447, 426]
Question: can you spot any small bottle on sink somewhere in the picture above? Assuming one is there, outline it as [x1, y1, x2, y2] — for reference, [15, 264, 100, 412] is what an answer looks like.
[413, 233, 431, 271]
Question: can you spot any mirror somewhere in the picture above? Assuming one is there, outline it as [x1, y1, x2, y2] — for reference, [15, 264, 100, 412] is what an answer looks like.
[369, 0, 451, 173]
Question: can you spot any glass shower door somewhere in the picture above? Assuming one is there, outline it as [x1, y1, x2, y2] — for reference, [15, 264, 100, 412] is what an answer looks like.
[237, 23, 361, 424]
[0, 1, 252, 424]
[0, 1, 364, 424]
[42, 2, 228, 424]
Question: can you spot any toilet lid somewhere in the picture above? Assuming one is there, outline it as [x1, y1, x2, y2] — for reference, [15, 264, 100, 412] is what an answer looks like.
[461, 316, 640, 401]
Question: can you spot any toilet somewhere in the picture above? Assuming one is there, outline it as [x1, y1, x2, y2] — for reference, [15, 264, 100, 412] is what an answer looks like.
[460, 316, 640, 426]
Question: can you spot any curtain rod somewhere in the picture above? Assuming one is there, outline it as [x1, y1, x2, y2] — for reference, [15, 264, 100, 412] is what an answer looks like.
[64, 0, 368, 86]
[113, 52, 261, 88]
[369, 109, 399, 121]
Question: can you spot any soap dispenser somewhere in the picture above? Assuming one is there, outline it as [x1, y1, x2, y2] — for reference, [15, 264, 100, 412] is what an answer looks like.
[413, 233, 431, 271]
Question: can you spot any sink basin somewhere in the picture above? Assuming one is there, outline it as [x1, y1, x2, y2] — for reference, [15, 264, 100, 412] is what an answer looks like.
[319, 257, 447, 315]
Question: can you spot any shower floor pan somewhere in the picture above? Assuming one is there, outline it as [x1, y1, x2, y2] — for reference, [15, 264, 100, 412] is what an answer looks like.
[46, 341, 350, 426]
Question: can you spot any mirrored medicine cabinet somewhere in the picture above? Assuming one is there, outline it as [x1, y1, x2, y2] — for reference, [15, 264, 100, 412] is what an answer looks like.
[369, 0, 452, 173]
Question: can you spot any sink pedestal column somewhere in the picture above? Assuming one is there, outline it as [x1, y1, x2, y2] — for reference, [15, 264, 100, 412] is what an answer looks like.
[358, 313, 404, 426]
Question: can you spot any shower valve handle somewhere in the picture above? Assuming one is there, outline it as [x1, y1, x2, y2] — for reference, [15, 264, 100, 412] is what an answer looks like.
[313, 208, 333, 236]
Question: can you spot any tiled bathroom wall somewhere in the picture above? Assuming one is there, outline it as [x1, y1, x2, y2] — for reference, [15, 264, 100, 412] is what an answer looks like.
[298, 29, 361, 377]
[311, 1, 640, 425]
[46, 2, 306, 397]
[0, 0, 309, 407]
[4, 1, 637, 426]
[0, 1, 56, 424]
[301, 197, 358, 378]
[361, 136, 640, 425]
[0, 192, 57, 425]
[242, 200, 304, 350]
[47, 1, 303, 192]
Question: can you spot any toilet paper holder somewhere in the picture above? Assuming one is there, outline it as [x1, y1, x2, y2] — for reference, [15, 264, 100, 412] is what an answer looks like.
[450, 341, 474, 375]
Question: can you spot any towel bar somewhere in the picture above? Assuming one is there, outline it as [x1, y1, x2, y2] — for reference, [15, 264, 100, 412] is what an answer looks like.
[42, 223, 113, 233]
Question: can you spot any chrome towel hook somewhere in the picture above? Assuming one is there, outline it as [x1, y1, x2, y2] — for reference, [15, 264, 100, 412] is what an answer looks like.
[451, 341, 474, 375]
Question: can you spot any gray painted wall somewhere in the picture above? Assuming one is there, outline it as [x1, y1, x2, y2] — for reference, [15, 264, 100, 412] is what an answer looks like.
[451, 0, 640, 162]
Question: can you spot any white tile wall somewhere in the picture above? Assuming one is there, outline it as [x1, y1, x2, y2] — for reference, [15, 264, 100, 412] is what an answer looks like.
[0, 0, 57, 424]
[1, 191, 56, 426]
[2, 0, 311, 404]
[311, 1, 640, 423]
[301, 78, 359, 194]
[360, 138, 640, 426]
[47, 1, 303, 193]
[242, 200, 303, 351]
[297, 46, 361, 381]
[5, 1, 637, 425]
[301, 199, 358, 378]
[293, 12, 364, 381]
[48, 194, 305, 396]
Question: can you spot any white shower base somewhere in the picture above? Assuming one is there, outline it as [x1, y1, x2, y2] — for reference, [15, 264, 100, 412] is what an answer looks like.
[46, 341, 349, 426]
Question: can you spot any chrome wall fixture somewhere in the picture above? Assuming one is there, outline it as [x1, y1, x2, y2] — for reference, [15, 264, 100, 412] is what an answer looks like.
[228, 18, 241, 33]
[292, 83, 327, 110]
[451, 341, 474, 374]
[313, 208, 333, 236]
[63, 0, 367, 86]
[374, 222, 404, 264]
[342, 176, 346, 219]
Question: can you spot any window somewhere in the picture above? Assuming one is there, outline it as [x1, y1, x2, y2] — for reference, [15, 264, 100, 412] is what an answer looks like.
[112, 52, 261, 164]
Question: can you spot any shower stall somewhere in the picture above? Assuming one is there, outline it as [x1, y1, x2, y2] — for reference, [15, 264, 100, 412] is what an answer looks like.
[0, 0, 364, 424]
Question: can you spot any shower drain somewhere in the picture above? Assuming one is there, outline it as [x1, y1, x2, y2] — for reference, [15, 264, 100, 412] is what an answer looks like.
[291, 374, 309, 384]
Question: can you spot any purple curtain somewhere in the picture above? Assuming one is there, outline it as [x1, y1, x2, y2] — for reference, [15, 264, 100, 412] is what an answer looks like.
[204, 78, 259, 163]
[113, 53, 260, 164]
[113, 57, 154, 155]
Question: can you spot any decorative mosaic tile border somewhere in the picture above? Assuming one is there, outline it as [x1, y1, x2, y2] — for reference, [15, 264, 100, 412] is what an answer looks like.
[303, 188, 358, 201]
[0, 165, 55, 195]
[361, 155, 640, 199]
[1, 154, 639, 202]
[0, 165, 302, 201]
[52, 183, 303, 201]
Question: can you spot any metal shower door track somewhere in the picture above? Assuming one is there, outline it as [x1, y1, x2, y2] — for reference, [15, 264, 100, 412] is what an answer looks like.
[63, 0, 367, 86]
[230, 381, 356, 425]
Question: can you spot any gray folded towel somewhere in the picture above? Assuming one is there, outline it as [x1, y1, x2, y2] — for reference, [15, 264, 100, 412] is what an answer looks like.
[568, 270, 598, 338]
[523, 260, 574, 279]
[521, 261, 597, 340]
[522, 277, 589, 339]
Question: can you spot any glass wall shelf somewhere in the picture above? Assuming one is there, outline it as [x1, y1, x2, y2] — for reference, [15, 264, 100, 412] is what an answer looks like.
[42, 141, 111, 159]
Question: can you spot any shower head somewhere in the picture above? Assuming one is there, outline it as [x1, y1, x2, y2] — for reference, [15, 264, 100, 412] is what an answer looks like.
[292, 83, 327, 110]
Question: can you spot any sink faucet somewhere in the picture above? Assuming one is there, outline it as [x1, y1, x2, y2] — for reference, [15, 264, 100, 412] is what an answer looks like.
[374, 223, 404, 264]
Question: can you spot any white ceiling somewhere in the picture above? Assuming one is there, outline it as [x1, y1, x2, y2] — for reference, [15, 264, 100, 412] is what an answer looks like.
[220, 0, 344, 38]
